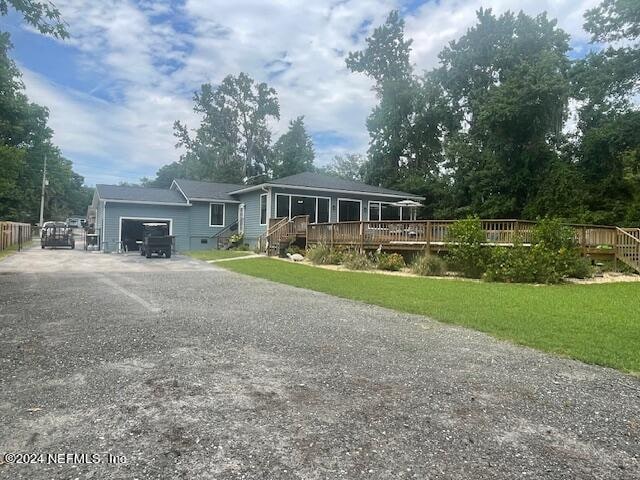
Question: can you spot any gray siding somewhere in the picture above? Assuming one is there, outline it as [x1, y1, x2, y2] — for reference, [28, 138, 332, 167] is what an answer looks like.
[236, 190, 267, 247]
[102, 203, 190, 253]
[187, 201, 238, 250]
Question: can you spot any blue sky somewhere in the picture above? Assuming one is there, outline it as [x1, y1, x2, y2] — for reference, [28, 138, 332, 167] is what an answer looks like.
[0, 0, 599, 186]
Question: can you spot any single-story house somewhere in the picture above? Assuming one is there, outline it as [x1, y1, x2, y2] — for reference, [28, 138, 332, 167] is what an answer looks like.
[90, 172, 425, 253]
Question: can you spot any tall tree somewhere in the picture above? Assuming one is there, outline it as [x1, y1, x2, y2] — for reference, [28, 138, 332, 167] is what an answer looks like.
[570, 0, 640, 224]
[436, 9, 571, 218]
[174, 73, 280, 184]
[271, 116, 314, 178]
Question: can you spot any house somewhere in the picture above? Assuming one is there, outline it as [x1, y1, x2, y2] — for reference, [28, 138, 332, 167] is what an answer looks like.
[89, 172, 425, 253]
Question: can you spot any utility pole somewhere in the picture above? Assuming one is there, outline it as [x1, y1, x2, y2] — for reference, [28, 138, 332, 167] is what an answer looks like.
[39, 153, 47, 226]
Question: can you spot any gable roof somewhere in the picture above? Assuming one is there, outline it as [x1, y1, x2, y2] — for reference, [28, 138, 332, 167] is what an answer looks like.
[229, 172, 425, 200]
[95, 184, 188, 205]
[172, 179, 243, 202]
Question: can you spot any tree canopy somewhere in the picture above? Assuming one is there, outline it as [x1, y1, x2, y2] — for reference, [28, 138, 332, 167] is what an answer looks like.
[0, 5, 91, 223]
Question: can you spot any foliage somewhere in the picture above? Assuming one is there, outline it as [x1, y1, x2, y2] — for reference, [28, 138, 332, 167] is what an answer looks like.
[271, 116, 314, 178]
[484, 219, 592, 283]
[376, 252, 405, 271]
[0, 0, 68, 38]
[342, 250, 375, 270]
[306, 244, 343, 265]
[410, 252, 447, 276]
[173, 73, 280, 184]
[319, 154, 366, 182]
[0, 33, 91, 223]
[228, 233, 244, 245]
[222, 258, 640, 373]
[346, 11, 447, 190]
[447, 217, 488, 278]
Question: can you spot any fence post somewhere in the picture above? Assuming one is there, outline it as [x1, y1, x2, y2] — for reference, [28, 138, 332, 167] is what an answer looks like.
[426, 220, 431, 251]
[360, 222, 364, 253]
[581, 227, 587, 255]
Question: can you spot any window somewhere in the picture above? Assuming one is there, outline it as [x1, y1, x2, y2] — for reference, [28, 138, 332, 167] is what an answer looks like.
[338, 199, 361, 222]
[368, 201, 406, 221]
[259, 194, 267, 225]
[276, 194, 289, 218]
[209, 203, 224, 226]
[368, 202, 380, 221]
[275, 194, 330, 223]
[317, 198, 329, 223]
[381, 203, 400, 221]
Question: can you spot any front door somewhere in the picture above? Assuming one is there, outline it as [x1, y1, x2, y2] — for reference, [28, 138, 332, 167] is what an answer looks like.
[238, 204, 245, 234]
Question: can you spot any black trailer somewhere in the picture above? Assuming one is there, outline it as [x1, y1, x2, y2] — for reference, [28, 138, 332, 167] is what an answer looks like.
[140, 223, 173, 258]
[41, 223, 75, 249]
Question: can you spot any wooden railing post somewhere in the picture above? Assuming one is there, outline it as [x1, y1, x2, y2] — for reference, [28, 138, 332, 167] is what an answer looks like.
[359, 222, 364, 252]
[426, 220, 431, 251]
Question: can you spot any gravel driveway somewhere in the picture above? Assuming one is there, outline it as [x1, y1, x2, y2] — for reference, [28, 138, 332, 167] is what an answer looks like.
[0, 245, 639, 479]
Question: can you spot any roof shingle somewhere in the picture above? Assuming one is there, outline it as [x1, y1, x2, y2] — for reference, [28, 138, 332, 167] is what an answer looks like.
[96, 184, 187, 204]
[173, 179, 243, 202]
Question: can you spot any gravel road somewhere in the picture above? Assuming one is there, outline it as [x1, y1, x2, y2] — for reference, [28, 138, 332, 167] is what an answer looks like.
[0, 246, 638, 479]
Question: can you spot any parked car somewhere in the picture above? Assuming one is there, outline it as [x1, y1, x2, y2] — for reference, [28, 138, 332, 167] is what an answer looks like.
[139, 223, 173, 258]
[41, 223, 75, 249]
[66, 217, 85, 228]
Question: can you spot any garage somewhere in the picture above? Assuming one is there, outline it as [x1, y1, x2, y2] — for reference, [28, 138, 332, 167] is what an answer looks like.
[120, 218, 171, 252]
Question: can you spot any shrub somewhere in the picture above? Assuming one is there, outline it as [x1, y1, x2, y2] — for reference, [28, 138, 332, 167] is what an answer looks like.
[447, 217, 489, 278]
[484, 220, 593, 283]
[342, 250, 375, 270]
[376, 252, 406, 271]
[410, 252, 447, 276]
[565, 256, 594, 279]
[306, 244, 343, 265]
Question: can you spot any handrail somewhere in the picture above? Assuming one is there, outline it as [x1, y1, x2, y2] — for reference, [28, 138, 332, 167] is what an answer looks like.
[615, 227, 640, 272]
[210, 220, 238, 239]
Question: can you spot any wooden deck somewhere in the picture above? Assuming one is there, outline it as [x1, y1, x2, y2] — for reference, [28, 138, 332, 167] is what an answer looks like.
[260, 217, 640, 272]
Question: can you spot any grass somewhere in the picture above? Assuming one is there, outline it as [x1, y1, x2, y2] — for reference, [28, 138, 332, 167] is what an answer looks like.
[221, 257, 640, 374]
[0, 240, 35, 261]
[185, 249, 254, 261]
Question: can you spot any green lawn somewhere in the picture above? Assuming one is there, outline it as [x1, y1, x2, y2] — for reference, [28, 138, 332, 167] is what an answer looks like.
[185, 249, 254, 261]
[221, 258, 640, 374]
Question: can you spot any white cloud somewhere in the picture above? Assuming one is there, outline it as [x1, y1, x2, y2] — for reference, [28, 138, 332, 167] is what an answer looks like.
[18, 0, 603, 185]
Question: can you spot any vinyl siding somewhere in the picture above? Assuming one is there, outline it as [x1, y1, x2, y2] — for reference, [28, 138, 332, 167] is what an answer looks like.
[102, 203, 190, 253]
[236, 190, 267, 247]
[187, 201, 238, 250]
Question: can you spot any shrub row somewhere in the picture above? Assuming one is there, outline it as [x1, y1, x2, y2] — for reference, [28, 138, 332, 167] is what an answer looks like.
[448, 217, 593, 283]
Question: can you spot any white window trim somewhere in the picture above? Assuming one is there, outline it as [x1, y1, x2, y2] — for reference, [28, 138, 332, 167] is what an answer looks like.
[274, 193, 331, 224]
[368, 200, 407, 221]
[209, 202, 225, 227]
[337, 197, 362, 222]
[259, 193, 267, 226]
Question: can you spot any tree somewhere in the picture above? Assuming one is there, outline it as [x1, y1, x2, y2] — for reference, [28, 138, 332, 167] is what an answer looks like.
[0, 0, 68, 38]
[320, 154, 366, 181]
[0, 31, 88, 222]
[436, 9, 571, 218]
[141, 161, 186, 188]
[174, 73, 280, 184]
[570, 0, 640, 225]
[271, 116, 314, 178]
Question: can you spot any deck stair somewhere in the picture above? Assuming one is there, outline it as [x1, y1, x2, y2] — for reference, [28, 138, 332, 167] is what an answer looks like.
[261, 216, 309, 256]
[615, 227, 640, 272]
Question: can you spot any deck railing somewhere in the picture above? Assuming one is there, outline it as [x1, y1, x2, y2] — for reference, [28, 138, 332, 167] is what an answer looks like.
[307, 219, 619, 251]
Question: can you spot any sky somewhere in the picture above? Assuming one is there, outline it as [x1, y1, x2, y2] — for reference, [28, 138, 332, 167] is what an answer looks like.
[0, 0, 602, 186]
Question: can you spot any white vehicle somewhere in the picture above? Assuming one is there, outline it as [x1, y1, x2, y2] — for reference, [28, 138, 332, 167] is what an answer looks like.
[66, 217, 85, 228]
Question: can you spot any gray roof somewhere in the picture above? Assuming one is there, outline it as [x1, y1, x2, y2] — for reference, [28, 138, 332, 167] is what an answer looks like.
[173, 179, 243, 202]
[232, 172, 424, 199]
[96, 184, 188, 204]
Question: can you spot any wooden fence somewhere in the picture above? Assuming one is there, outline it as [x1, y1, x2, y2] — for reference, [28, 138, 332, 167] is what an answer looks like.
[0, 221, 32, 252]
